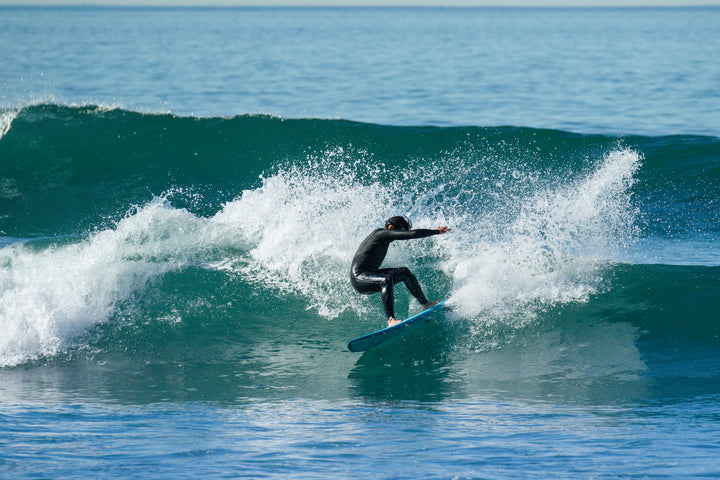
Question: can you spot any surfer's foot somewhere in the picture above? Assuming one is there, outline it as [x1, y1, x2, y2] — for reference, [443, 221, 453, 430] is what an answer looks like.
[387, 317, 401, 327]
[422, 300, 440, 310]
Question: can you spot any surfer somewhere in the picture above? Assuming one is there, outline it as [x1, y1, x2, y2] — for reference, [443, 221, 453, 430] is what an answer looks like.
[351, 216, 451, 327]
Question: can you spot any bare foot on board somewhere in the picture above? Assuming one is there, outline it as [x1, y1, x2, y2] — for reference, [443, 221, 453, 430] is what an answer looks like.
[387, 317, 401, 327]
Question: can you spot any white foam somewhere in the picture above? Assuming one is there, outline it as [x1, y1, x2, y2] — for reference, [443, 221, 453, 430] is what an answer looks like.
[211, 152, 397, 318]
[448, 148, 641, 328]
[0, 109, 18, 140]
[0, 153, 398, 366]
[0, 196, 210, 367]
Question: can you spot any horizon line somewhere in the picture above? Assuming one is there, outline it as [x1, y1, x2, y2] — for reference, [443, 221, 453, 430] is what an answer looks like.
[1, 2, 719, 6]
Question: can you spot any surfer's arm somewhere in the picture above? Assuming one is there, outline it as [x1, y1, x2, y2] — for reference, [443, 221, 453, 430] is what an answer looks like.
[384, 227, 451, 240]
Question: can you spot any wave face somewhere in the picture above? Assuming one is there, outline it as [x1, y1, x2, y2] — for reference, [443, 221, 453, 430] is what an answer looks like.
[0, 105, 718, 382]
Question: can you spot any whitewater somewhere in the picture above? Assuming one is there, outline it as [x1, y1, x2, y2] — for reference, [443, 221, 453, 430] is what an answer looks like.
[0, 107, 646, 367]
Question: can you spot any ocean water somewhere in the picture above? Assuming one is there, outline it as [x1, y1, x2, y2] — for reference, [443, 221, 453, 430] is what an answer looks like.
[1, 6, 719, 479]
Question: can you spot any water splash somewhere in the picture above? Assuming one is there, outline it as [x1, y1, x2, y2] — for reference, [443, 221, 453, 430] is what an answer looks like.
[0, 196, 209, 367]
[0, 145, 641, 366]
[449, 148, 641, 330]
[0, 109, 18, 140]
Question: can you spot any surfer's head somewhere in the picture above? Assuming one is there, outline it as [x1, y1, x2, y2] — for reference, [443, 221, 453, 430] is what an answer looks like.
[385, 216, 412, 230]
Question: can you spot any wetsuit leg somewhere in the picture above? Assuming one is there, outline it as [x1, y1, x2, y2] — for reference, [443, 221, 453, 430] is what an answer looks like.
[351, 267, 429, 320]
[379, 276, 395, 320]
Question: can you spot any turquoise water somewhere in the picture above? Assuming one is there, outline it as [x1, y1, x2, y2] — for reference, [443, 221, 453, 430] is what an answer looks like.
[1, 7, 720, 479]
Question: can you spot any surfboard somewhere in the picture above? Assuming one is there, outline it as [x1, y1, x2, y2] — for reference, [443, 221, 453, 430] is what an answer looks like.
[347, 300, 448, 352]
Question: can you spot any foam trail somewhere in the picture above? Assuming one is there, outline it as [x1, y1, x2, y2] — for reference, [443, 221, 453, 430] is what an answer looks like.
[0, 197, 209, 367]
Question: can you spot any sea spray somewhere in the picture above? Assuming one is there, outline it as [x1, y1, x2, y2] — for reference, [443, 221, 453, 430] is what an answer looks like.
[210, 145, 642, 331]
[0, 142, 643, 366]
[211, 151, 397, 319]
[448, 148, 642, 334]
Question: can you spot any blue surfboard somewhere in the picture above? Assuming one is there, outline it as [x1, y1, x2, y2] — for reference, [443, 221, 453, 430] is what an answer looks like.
[347, 300, 448, 352]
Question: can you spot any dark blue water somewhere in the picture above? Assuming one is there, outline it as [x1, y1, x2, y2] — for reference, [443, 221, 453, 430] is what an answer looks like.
[1, 7, 719, 479]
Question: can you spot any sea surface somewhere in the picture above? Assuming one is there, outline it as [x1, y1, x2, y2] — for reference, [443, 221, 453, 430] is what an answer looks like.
[1, 6, 719, 479]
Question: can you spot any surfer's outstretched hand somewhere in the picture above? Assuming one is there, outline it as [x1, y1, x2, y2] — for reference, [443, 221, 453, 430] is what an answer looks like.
[436, 226, 451, 233]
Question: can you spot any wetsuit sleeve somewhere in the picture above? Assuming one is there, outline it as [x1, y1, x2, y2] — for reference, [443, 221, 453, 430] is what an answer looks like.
[382, 228, 442, 240]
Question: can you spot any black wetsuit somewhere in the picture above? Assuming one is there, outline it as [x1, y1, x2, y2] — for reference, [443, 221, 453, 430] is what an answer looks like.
[350, 228, 441, 320]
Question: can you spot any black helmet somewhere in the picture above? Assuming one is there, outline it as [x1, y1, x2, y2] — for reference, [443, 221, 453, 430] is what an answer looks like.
[385, 216, 412, 230]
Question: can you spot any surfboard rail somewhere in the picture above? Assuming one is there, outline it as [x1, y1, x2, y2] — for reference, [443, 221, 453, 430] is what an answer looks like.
[346, 300, 447, 352]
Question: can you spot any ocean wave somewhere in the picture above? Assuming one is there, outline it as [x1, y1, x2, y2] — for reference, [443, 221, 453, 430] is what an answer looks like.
[1, 104, 718, 367]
